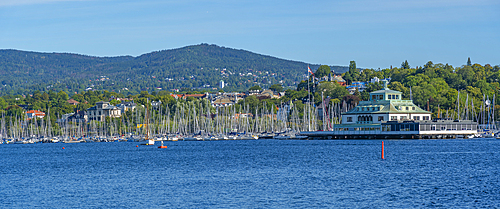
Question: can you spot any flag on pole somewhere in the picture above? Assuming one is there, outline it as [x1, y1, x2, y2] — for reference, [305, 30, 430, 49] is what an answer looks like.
[308, 66, 314, 75]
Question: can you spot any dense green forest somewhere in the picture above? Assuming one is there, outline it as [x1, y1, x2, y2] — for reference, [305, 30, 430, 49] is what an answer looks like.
[1, 59, 499, 127]
[0, 44, 347, 96]
[310, 60, 500, 119]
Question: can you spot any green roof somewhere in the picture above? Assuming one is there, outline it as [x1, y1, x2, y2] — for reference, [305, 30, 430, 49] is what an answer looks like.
[370, 89, 402, 94]
[343, 100, 431, 115]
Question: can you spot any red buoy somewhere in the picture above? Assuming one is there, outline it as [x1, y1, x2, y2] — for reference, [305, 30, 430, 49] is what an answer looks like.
[136, 145, 139, 147]
[158, 146, 168, 149]
[62, 147, 65, 150]
[381, 141, 385, 159]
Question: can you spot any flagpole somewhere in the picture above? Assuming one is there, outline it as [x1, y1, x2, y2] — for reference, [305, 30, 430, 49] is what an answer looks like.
[308, 67, 311, 131]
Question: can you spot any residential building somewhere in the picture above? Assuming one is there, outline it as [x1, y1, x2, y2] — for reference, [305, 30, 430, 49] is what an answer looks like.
[347, 81, 367, 94]
[259, 89, 282, 99]
[87, 101, 121, 121]
[67, 99, 80, 106]
[67, 110, 88, 123]
[25, 110, 45, 120]
[211, 98, 235, 107]
[330, 74, 347, 86]
[116, 102, 137, 114]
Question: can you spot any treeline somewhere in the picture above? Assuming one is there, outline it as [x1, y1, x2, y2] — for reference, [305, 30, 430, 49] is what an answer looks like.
[0, 44, 347, 96]
[340, 60, 500, 118]
[1, 59, 500, 124]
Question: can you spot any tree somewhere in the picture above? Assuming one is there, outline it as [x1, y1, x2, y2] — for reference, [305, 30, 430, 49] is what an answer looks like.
[0, 97, 7, 110]
[343, 94, 360, 107]
[349, 61, 357, 73]
[315, 65, 331, 78]
[269, 84, 284, 92]
[249, 85, 262, 91]
[316, 82, 349, 100]
[343, 72, 353, 85]
[347, 61, 359, 82]
[388, 81, 408, 98]
[57, 91, 69, 101]
[467, 57, 472, 66]
[401, 60, 410, 69]
[110, 99, 121, 106]
[424, 61, 434, 69]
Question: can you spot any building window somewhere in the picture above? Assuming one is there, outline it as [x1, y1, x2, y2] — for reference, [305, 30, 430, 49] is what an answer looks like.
[423, 116, 430, 120]
[413, 116, 420, 120]
[391, 116, 397, 121]
[406, 107, 409, 110]
[400, 116, 407, 120]
[396, 95, 399, 99]
[378, 116, 384, 121]
[412, 107, 415, 110]
[347, 117, 352, 122]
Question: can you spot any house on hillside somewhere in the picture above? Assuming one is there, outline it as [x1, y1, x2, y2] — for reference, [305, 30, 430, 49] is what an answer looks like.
[116, 102, 137, 114]
[370, 77, 391, 84]
[347, 82, 367, 94]
[185, 93, 208, 99]
[67, 99, 80, 106]
[211, 98, 235, 107]
[25, 110, 45, 120]
[258, 90, 282, 99]
[67, 110, 88, 123]
[57, 113, 74, 124]
[330, 74, 347, 86]
[87, 101, 121, 121]
[170, 93, 186, 99]
[248, 89, 261, 95]
[151, 100, 162, 108]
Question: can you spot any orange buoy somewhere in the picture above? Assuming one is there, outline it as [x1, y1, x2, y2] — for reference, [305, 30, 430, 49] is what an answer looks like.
[158, 146, 168, 149]
[381, 141, 385, 159]
[62, 147, 65, 149]
[136, 145, 139, 147]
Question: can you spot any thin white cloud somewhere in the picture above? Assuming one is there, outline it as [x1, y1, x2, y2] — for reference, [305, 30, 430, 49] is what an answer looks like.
[0, 0, 91, 7]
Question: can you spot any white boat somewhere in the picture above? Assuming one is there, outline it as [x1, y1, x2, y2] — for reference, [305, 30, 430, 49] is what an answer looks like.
[146, 139, 155, 145]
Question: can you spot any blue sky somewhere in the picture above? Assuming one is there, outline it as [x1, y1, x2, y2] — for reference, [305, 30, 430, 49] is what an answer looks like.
[1, 0, 499, 69]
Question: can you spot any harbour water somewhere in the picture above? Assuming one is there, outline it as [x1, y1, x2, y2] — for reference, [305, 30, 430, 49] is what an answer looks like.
[1, 139, 499, 208]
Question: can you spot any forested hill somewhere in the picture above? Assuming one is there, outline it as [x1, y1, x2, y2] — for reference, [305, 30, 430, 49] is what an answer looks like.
[0, 44, 347, 95]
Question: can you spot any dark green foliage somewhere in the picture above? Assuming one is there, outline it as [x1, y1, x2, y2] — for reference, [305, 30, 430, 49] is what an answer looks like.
[269, 84, 284, 92]
[343, 61, 359, 84]
[314, 65, 331, 78]
[249, 85, 262, 91]
[401, 60, 410, 69]
[0, 44, 348, 96]
[316, 81, 349, 100]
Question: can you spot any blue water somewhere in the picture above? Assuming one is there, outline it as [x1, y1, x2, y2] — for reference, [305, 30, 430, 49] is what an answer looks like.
[1, 139, 499, 208]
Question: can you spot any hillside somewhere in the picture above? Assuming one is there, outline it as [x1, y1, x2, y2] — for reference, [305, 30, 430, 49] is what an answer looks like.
[0, 44, 347, 95]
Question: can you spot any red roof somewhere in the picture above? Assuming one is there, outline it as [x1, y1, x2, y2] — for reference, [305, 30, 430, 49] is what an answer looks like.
[67, 99, 80, 105]
[185, 94, 205, 97]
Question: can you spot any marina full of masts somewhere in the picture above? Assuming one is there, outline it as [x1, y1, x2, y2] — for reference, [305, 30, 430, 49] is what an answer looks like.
[0, 94, 497, 144]
[0, 98, 330, 143]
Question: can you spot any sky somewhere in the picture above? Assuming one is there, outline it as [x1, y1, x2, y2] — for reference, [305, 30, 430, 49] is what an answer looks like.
[1, 0, 499, 69]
